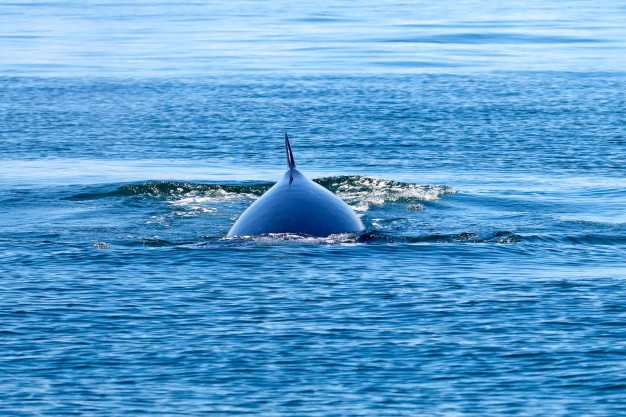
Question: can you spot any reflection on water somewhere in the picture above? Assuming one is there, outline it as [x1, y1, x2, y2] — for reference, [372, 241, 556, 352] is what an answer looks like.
[1, 0, 625, 76]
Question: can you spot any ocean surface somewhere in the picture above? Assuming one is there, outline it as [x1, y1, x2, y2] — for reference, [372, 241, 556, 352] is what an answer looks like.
[2, 1, 626, 416]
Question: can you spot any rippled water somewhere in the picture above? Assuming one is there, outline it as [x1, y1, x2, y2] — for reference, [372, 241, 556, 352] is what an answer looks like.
[2, 1, 626, 416]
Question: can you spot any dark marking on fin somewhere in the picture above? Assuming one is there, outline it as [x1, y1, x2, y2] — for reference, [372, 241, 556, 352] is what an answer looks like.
[285, 133, 296, 184]
[285, 133, 296, 169]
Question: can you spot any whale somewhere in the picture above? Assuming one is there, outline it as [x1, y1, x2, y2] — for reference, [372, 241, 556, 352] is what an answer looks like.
[227, 134, 365, 238]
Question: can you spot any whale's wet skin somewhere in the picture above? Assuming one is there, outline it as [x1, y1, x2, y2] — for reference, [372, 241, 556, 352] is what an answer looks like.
[3, 0, 626, 415]
[227, 168, 365, 238]
[227, 136, 365, 238]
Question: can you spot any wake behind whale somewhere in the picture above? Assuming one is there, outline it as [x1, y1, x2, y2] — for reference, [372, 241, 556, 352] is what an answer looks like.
[227, 135, 365, 237]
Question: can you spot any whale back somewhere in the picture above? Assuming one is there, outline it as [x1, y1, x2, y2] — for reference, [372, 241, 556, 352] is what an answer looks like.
[227, 168, 364, 237]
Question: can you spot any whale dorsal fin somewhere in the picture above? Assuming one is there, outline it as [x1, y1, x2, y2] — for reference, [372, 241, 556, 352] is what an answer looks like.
[285, 133, 296, 170]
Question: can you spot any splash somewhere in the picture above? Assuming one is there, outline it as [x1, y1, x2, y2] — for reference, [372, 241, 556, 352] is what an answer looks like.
[224, 232, 361, 245]
[314, 176, 454, 211]
[66, 176, 454, 213]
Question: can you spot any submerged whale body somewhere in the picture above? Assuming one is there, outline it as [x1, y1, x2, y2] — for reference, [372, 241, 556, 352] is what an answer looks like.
[227, 135, 365, 237]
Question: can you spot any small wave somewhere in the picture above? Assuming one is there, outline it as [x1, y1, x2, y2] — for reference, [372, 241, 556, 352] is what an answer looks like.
[527, 233, 626, 246]
[169, 194, 240, 215]
[67, 176, 454, 212]
[221, 230, 522, 245]
[66, 181, 272, 200]
[286, 16, 355, 24]
[224, 230, 521, 245]
[96, 230, 522, 249]
[224, 232, 361, 245]
[360, 230, 522, 244]
[381, 32, 603, 45]
[313, 176, 454, 211]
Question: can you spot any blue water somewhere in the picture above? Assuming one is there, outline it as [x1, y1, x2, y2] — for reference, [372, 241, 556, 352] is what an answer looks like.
[2, 1, 626, 416]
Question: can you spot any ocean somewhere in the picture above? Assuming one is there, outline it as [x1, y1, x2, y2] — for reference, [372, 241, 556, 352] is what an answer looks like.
[1, 1, 626, 415]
